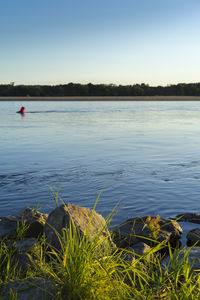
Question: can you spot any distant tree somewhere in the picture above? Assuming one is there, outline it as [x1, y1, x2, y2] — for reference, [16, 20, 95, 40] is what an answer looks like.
[1, 81, 200, 97]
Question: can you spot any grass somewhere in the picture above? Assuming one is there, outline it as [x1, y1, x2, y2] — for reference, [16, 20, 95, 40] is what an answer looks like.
[0, 193, 200, 299]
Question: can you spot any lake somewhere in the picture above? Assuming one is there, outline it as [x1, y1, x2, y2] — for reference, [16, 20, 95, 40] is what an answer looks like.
[1, 100, 200, 226]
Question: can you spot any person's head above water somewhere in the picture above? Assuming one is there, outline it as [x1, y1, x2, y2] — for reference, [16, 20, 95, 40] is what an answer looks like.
[17, 107, 26, 113]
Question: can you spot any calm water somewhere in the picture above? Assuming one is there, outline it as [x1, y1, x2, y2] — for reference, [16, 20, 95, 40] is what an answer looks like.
[1, 100, 200, 226]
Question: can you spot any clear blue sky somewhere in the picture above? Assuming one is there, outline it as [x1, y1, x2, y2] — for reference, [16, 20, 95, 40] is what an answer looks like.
[1, 0, 200, 86]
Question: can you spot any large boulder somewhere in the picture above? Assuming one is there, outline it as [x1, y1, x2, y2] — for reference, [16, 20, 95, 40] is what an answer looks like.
[44, 203, 115, 251]
[187, 228, 200, 246]
[112, 216, 182, 248]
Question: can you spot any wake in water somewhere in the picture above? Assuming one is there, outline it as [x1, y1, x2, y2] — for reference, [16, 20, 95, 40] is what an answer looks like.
[26, 110, 89, 114]
[17, 106, 86, 114]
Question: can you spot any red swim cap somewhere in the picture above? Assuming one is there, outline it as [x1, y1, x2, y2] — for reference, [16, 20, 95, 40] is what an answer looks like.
[20, 107, 25, 113]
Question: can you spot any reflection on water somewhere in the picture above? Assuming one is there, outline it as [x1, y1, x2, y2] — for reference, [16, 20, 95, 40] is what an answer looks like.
[1, 100, 200, 226]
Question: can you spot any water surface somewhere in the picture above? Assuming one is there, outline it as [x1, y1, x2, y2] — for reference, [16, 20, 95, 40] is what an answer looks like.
[1, 100, 200, 226]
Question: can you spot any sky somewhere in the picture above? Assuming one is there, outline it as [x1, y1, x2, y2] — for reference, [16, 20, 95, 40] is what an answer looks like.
[0, 0, 200, 86]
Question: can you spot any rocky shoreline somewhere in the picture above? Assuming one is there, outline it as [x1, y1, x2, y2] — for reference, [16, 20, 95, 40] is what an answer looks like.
[1, 204, 200, 299]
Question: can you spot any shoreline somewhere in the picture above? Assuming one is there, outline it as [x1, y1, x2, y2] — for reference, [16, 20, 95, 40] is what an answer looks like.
[1, 96, 200, 101]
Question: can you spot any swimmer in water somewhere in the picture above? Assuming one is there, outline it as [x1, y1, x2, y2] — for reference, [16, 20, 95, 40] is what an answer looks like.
[17, 107, 26, 114]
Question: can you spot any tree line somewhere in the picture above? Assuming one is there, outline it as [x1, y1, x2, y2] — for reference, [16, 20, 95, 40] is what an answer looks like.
[1, 82, 200, 97]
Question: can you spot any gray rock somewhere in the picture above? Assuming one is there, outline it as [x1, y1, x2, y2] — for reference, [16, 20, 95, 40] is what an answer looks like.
[120, 247, 136, 264]
[120, 243, 151, 264]
[0, 217, 18, 239]
[112, 216, 182, 248]
[0, 207, 48, 240]
[176, 213, 200, 224]
[7, 238, 38, 253]
[6, 238, 38, 270]
[0, 277, 58, 299]
[44, 203, 115, 251]
[133, 241, 151, 257]
[18, 207, 48, 238]
[187, 228, 200, 246]
[13, 253, 34, 270]
[185, 247, 200, 271]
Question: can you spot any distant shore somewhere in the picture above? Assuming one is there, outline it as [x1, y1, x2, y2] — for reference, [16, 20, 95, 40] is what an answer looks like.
[1, 96, 200, 101]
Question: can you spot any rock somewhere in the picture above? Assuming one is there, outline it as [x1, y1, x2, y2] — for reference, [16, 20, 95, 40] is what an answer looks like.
[176, 213, 200, 224]
[7, 238, 38, 253]
[112, 216, 182, 248]
[0, 217, 18, 239]
[133, 242, 151, 257]
[44, 203, 115, 251]
[120, 247, 136, 264]
[13, 253, 34, 270]
[18, 207, 48, 238]
[187, 228, 200, 246]
[0, 207, 48, 240]
[5, 238, 38, 270]
[0, 277, 58, 299]
[121, 243, 151, 264]
[184, 247, 200, 271]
